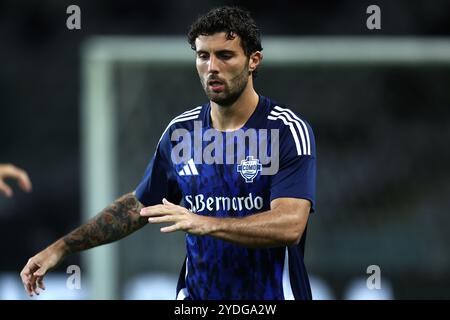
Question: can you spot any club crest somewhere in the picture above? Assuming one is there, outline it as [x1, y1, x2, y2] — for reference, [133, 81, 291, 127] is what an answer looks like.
[237, 156, 262, 183]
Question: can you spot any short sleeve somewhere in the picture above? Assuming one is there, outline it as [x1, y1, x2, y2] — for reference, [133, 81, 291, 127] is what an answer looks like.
[135, 130, 181, 206]
[270, 119, 316, 212]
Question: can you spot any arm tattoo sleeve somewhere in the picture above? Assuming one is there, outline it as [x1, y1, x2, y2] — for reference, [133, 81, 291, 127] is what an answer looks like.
[63, 192, 147, 254]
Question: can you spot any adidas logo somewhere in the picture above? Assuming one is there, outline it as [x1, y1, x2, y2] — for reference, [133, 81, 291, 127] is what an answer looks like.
[178, 159, 199, 176]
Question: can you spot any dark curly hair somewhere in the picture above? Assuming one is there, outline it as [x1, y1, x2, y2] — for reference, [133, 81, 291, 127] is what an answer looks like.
[187, 6, 263, 77]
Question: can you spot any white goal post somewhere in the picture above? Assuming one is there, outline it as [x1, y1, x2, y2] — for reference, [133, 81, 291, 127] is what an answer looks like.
[81, 36, 450, 299]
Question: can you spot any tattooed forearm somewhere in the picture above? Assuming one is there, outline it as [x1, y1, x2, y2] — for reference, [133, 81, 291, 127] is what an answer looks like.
[63, 192, 147, 254]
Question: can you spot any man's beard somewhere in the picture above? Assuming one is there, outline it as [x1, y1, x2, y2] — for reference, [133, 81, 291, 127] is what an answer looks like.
[202, 65, 249, 107]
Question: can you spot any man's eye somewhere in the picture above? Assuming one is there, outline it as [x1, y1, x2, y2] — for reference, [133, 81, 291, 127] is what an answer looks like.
[219, 54, 232, 60]
[198, 53, 208, 59]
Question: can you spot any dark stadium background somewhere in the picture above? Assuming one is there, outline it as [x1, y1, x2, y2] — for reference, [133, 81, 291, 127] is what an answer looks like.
[1, 0, 450, 299]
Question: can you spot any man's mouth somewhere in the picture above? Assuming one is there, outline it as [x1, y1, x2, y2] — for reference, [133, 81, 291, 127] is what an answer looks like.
[208, 79, 225, 91]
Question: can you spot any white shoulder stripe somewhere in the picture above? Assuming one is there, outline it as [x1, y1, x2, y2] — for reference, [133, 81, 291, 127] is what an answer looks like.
[268, 115, 302, 155]
[170, 113, 200, 126]
[274, 106, 311, 156]
[270, 110, 308, 156]
[158, 110, 201, 145]
[172, 109, 202, 123]
[159, 114, 200, 143]
[167, 106, 202, 126]
[179, 106, 203, 117]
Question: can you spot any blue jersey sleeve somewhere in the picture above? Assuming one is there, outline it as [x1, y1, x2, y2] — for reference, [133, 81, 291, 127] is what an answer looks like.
[270, 118, 316, 212]
[135, 129, 181, 206]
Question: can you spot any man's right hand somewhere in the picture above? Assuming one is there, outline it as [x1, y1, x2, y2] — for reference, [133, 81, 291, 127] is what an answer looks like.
[18, 192, 146, 297]
[20, 241, 67, 297]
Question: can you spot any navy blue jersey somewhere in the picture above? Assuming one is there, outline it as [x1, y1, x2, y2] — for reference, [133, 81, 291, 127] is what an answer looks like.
[135, 95, 316, 300]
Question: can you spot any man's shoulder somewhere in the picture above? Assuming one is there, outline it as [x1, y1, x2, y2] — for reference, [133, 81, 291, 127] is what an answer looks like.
[167, 105, 206, 129]
[265, 100, 312, 130]
[163, 104, 207, 132]
[264, 99, 314, 157]
[156, 104, 207, 146]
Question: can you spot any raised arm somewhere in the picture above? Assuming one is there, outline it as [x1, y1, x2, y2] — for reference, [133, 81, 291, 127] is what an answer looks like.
[20, 192, 147, 296]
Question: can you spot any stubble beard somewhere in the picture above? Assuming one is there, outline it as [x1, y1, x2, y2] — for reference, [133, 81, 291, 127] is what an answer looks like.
[202, 65, 250, 107]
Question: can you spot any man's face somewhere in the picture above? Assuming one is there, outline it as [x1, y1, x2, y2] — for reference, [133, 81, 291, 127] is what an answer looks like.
[195, 32, 250, 106]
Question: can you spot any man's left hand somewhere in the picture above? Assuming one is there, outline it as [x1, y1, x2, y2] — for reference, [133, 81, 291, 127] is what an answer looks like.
[140, 199, 214, 235]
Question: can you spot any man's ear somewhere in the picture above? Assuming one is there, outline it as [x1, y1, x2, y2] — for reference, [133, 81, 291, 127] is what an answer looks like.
[249, 51, 263, 72]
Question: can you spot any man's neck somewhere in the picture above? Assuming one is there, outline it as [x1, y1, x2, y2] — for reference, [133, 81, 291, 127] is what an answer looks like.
[210, 84, 259, 131]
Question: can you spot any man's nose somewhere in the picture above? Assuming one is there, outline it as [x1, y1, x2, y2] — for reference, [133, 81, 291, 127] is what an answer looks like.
[207, 55, 219, 73]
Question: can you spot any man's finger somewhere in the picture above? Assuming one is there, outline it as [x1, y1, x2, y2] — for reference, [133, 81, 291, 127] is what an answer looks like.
[33, 265, 47, 278]
[29, 273, 37, 294]
[24, 282, 33, 296]
[16, 170, 32, 193]
[20, 270, 30, 286]
[0, 181, 13, 197]
[21, 259, 41, 296]
[27, 276, 36, 296]
[32, 275, 44, 295]
[140, 205, 174, 217]
[21, 263, 37, 297]
[148, 215, 179, 224]
[22, 283, 30, 296]
[162, 198, 176, 206]
[37, 276, 46, 290]
[21, 263, 34, 279]
[21, 273, 32, 296]
[160, 224, 180, 233]
[3, 165, 32, 192]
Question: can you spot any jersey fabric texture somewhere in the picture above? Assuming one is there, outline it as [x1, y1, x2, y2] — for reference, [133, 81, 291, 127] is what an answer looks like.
[135, 95, 316, 300]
